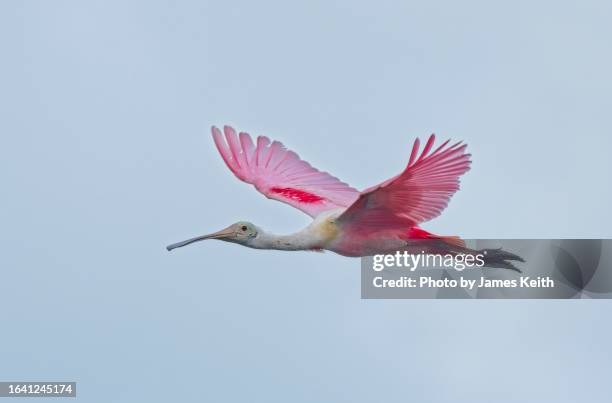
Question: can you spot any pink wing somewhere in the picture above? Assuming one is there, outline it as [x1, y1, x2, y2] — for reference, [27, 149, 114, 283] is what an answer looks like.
[212, 126, 359, 217]
[337, 134, 471, 234]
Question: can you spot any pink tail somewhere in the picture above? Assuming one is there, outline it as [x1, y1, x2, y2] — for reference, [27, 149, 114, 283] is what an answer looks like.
[406, 227, 466, 248]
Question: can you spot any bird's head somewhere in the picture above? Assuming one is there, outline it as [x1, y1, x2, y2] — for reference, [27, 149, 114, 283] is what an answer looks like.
[166, 221, 259, 251]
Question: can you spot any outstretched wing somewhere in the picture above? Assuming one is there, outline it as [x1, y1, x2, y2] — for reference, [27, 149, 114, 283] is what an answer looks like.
[337, 134, 471, 234]
[212, 126, 359, 218]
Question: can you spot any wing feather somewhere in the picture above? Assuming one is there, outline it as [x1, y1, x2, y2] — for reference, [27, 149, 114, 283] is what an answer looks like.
[337, 134, 471, 234]
[212, 126, 359, 217]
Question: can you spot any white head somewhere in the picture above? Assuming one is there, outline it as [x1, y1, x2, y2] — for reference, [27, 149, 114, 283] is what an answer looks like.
[166, 221, 259, 251]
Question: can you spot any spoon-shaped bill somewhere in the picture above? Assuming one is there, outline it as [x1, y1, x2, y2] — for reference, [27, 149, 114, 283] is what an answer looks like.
[166, 228, 234, 251]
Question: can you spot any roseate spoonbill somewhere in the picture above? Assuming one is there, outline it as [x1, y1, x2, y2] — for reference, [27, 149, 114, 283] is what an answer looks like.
[167, 126, 523, 271]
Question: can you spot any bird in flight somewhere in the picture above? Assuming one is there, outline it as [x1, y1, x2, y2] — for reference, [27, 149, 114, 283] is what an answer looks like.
[167, 125, 522, 271]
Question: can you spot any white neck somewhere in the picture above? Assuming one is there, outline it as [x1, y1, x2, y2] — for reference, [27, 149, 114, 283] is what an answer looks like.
[247, 229, 318, 251]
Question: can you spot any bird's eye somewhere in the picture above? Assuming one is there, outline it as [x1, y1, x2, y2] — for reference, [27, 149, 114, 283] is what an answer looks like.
[241, 225, 247, 231]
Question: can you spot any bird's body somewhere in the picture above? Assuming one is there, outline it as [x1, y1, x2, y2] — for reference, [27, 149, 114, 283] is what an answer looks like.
[227, 209, 462, 257]
[167, 125, 523, 271]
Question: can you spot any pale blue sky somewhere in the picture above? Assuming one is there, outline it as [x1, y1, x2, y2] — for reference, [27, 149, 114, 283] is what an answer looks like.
[1, 1, 611, 402]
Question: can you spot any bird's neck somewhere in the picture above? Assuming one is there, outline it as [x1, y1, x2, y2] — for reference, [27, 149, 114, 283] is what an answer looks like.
[249, 229, 319, 251]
